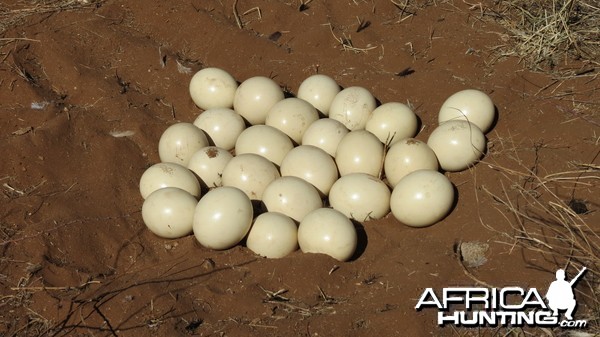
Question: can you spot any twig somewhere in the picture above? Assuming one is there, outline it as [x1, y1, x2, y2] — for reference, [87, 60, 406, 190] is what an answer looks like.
[233, 0, 242, 29]
[11, 280, 101, 292]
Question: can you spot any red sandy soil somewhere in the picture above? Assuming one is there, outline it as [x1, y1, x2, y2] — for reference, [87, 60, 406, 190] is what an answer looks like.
[1, 1, 598, 336]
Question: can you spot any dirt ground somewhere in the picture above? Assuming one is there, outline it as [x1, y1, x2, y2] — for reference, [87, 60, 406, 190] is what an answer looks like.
[1, 0, 599, 336]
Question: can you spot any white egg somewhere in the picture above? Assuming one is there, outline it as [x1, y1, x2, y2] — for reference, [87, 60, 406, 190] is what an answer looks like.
[246, 212, 299, 258]
[221, 153, 280, 200]
[139, 162, 200, 199]
[329, 173, 391, 221]
[365, 102, 418, 145]
[261, 176, 323, 222]
[280, 145, 339, 196]
[335, 130, 384, 177]
[390, 170, 454, 227]
[301, 118, 349, 157]
[193, 186, 253, 250]
[265, 98, 319, 144]
[142, 187, 197, 239]
[329, 86, 377, 130]
[187, 146, 233, 189]
[384, 138, 439, 187]
[297, 74, 341, 115]
[193, 108, 246, 151]
[235, 125, 294, 166]
[297, 208, 357, 262]
[233, 76, 284, 125]
[189, 67, 238, 110]
[427, 120, 486, 172]
[438, 89, 495, 133]
[158, 122, 209, 166]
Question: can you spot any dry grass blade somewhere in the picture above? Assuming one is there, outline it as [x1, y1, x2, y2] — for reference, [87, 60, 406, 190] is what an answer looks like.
[487, 0, 600, 73]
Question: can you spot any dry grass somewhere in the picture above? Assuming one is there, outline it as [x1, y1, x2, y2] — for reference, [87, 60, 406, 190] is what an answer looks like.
[478, 147, 600, 333]
[0, 0, 102, 37]
[485, 0, 600, 73]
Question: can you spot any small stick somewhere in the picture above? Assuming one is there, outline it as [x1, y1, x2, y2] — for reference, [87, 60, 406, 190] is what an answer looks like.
[11, 280, 101, 291]
[3, 183, 24, 196]
[0, 37, 41, 42]
[242, 7, 262, 19]
[233, 0, 242, 29]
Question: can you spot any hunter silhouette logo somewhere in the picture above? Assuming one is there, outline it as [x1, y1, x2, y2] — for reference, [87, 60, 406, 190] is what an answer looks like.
[546, 267, 587, 321]
[415, 267, 589, 328]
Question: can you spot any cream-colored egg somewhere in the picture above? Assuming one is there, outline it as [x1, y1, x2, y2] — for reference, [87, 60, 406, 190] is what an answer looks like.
[329, 86, 377, 130]
[261, 176, 323, 222]
[297, 208, 357, 262]
[390, 170, 454, 227]
[301, 118, 349, 157]
[265, 98, 319, 144]
[189, 67, 238, 110]
[158, 123, 209, 166]
[233, 76, 284, 125]
[365, 102, 418, 145]
[193, 108, 246, 150]
[280, 145, 339, 196]
[142, 187, 197, 239]
[187, 146, 233, 189]
[329, 173, 391, 221]
[438, 89, 495, 133]
[384, 138, 439, 187]
[221, 153, 280, 200]
[139, 162, 200, 199]
[193, 186, 253, 250]
[427, 120, 486, 172]
[246, 212, 299, 258]
[297, 74, 341, 115]
[335, 130, 384, 177]
[235, 125, 294, 166]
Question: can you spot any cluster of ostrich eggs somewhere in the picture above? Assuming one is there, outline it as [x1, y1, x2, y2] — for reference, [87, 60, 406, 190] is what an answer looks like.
[139, 67, 496, 261]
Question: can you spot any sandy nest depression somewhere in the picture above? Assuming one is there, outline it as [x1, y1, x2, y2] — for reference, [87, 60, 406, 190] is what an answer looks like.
[1, 0, 599, 336]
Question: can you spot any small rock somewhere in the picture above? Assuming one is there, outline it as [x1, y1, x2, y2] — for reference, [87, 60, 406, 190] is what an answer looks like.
[459, 241, 489, 268]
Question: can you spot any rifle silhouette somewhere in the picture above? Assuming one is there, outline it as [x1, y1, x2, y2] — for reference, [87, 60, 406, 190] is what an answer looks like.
[569, 267, 587, 287]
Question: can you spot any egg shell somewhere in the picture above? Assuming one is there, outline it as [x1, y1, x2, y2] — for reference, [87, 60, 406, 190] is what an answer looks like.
[261, 176, 323, 222]
[187, 146, 233, 189]
[427, 120, 486, 172]
[158, 122, 209, 166]
[235, 125, 294, 166]
[297, 74, 341, 115]
[335, 130, 384, 177]
[329, 173, 391, 221]
[329, 86, 377, 130]
[139, 162, 201, 199]
[221, 153, 281, 200]
[189, 67, 238, 110]
[193, 108, 246, 150]
[142, 187, 197, 239]
[246, 212, 299, 259]
[365, 102, 418, 146]
[384, 138, 439, 187]
[438, 89, 495, 133]
[390, 170, 454, 227]
[297, 208, 357, 262]
[280, 145, 339, 196]
[301, 118, 349, 157]
[193, 186, 253, 250]
[233, 76, 284, 125]
[265, 97, 319, 144]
